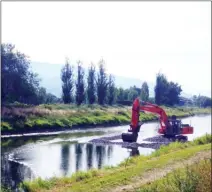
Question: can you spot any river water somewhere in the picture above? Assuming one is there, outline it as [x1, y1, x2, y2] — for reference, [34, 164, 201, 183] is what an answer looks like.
[1, 115, 211, 191]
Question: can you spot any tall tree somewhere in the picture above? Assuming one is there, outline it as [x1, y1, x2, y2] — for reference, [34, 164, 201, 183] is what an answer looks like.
[61, 58, 74, 104]
[192, 95, 198, 106]
[87, 63, 96, 104]
[195, 95, 211, 108]
[155, 73, 182, 106]
[128, 89, 139, 101]
[1, 43, 40, 104]
[96, 59, 108, 105]
[123, 89, 130, 100]
[140, 82, 149, 101]
[37, 87, 47, 104]
[107, 74, 116, 105]
[202, 97, 212, 108]
[154, 73, 169, 105]
[166, 81, 182, 106]
[117, 88, 125, 101]
[46, 93, 60, 104]
[75, 61, 85, 105]
[128, 86, 140, 101]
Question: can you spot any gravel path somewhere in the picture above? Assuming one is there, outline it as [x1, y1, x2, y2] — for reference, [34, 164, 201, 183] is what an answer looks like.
[110, 150, 211, 192]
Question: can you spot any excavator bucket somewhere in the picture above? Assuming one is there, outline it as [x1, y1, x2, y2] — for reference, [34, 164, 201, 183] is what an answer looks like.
[121, 98, 140, 143]
[122, 132, 138, 143]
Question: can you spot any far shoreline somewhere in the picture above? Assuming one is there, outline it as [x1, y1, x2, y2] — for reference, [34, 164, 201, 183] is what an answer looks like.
[1, 113, 210, 138]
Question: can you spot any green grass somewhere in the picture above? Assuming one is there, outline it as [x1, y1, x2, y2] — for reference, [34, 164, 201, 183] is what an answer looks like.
[136, 158, 211, 192]
[0, 186, 12, 192]
[20, 134, 212, 192]
[1, 104, 211, 134]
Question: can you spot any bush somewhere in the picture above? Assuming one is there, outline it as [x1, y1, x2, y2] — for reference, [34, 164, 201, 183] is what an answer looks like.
[193, 133, 212, 145]
[1, 122, 12, 131]
[72, 171, 92, 181]
[20, 177, 53, 192]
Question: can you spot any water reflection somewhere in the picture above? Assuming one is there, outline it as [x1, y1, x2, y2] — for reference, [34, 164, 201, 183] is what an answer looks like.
[86, 144, 93, 169]
[58, 143, 114, 175]
[130, 148, 140, 156]
[75, 144, 82, 171]
[96, 145, 106, 169]
[1, 154, 35, 191]
[60, 144, 70, 176]
[121, 145, 140, 157]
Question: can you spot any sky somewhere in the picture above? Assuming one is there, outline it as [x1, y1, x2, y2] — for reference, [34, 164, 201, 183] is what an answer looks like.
[2, 1, 211, 97]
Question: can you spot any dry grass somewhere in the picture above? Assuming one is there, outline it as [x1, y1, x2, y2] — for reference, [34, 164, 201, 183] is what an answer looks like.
[1, 105, 130, 118]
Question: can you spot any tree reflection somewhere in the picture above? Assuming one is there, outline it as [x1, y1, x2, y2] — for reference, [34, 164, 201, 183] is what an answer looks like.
[75, 144, 82, 171]
[1, 156, 34, 191]
[130, 148, 140, 156]
[95, 145, 106, 169]
[86, 144, 93, 169]
[107, 146, 113, 160]
[60, 144, 70, 176]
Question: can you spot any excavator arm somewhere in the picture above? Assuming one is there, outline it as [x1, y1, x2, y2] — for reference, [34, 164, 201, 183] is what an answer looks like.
[122, 98, 193, 142]
[130, 98, 169, 134]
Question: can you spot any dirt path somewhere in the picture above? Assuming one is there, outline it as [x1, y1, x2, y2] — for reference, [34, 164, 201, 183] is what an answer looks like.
[111, 150, 211, 192]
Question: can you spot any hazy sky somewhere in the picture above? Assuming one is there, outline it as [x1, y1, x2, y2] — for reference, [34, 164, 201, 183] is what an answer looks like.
[2, 1, 211, 96]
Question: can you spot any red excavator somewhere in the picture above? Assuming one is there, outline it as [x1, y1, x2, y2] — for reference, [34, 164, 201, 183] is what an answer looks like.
[122, 98, 193, 142]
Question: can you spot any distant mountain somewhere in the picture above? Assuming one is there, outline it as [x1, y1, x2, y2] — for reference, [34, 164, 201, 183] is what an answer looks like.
[30, 61, 192, 98]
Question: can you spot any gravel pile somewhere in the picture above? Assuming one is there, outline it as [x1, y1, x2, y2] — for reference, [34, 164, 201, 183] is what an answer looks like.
[143, 135, 174, 143]
[89, 134, 173, 150]
[143, 135, 188, 143]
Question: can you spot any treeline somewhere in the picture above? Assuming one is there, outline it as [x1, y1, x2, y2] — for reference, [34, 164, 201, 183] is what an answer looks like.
[191, 95, 212, 108]
[1, 43, 211, 108]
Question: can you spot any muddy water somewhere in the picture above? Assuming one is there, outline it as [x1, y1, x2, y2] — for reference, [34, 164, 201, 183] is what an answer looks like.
[1, 115, 211, 191]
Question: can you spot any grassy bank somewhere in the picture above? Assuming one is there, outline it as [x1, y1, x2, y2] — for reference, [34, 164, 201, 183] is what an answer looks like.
[1, 103, 211, 134]
[20, 134, 212, 192]
[137, 158, 211, 192]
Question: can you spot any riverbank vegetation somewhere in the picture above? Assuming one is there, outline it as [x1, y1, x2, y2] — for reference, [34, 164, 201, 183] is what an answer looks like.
[1, 103, 211, 134]
[19, 134, 212, 192]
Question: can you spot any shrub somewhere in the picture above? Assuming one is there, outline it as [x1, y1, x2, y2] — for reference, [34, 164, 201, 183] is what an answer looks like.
[193, 133, 212, 145]
[71, 171, 92, 181]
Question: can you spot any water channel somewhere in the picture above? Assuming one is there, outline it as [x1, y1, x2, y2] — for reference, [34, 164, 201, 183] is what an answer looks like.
[1, 115, 211, 191]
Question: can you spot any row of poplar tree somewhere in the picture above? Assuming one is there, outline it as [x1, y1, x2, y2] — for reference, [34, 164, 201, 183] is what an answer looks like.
[61, 59, 116, 105]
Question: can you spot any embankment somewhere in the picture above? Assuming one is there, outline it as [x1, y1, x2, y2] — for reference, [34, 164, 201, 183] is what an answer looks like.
[19, 134, 212, 192]
[1, 104, 211, 135]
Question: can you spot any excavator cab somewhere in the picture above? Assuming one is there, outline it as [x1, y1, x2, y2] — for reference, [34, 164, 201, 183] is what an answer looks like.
[165, 115, 193, 139]
[166, 115, 182, 136]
